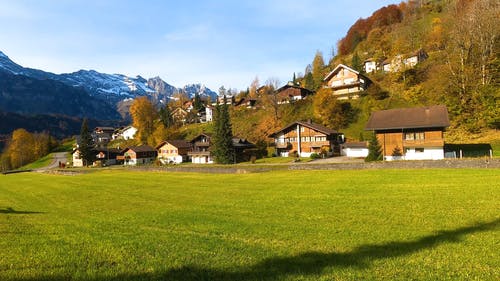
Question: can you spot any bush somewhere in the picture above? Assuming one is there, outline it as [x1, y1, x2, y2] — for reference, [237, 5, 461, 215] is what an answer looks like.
[310, 153, 321, 159]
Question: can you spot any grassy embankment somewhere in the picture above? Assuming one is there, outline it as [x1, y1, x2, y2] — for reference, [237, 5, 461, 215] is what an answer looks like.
[0, 169, 499, 280]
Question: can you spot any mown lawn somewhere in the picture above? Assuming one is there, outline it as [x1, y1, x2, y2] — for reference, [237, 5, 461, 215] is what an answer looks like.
[0, 169, 498, 281]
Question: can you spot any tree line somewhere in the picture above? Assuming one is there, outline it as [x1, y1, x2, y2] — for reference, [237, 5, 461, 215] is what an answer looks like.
[0, 129, 57, 171]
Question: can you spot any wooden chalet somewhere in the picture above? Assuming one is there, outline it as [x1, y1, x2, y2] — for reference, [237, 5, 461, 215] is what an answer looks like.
[119, 145, 157, 165]
[188, 133, 213, 164]
[275, 83, 314, 104]
[156, 140, 192, 164]
[269, 121, 345, 157]
[365, 105, 450, 161]
[323, 64, 371, 100]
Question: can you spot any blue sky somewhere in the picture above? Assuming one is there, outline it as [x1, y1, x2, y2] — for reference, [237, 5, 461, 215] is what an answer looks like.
[0, 0, 401, 90]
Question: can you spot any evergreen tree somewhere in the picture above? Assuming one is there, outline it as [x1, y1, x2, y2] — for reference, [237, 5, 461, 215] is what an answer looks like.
[193, 93, 204, 112]
[365, 132, 383, 162]
[159, 105, 174, 128]
[392, 146, 403, 157]
[212, 96, 235, 164]
[292, 72, 297, 85]
[79, 118, 94, 166]
[312, 50, 326, 90]
[351, 52, 362, 72]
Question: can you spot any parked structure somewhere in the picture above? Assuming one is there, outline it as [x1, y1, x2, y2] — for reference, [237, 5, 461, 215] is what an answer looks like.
[365, 105, 450, 161]
[323, 64, 371, 100]
[270, 120, 345, 157]
[341, 142, 369, 158]
[156, 140, 192, 164]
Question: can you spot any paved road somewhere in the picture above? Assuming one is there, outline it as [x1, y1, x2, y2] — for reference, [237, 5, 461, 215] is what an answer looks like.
[35, 152, 68, 171]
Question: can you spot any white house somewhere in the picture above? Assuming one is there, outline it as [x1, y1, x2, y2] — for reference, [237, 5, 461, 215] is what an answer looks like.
[121, 126, 137, 140]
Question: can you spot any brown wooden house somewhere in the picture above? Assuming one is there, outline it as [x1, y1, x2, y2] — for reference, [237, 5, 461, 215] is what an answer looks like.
[188, 133, 213, 164]
[365, 105, 450, 160]
[119, 145, 157, 165]
[275, 83, 314, 104]
[269, 121, 345, 157]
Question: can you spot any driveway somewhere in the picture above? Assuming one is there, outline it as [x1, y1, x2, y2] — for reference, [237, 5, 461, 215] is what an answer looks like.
[35, 152, 68, 171]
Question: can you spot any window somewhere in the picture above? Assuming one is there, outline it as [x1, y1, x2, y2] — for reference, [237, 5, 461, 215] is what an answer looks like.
[415, 148, 424, 153]
[405, 131, 425, 140]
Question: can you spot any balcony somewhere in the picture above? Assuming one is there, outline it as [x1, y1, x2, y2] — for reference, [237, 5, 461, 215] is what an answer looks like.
[194, 141, 210, 147]
[188, 151, 211, 156]
[308, 141, 330, 148]
[275, 142, 292, 149]
[403, 139, 444, 147]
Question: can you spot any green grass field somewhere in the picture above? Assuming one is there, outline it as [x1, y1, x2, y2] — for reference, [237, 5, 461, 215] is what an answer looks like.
[0, 169, 499, 281]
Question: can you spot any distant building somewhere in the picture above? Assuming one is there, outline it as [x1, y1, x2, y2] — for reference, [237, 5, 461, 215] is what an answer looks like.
[323, 64, 371, 100]
[275, 83, 314, 104]
[156, 140, 192, 164]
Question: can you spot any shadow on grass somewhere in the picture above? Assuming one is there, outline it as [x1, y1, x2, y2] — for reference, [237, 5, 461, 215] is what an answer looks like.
[0, 207, 44, 214]
[16, 218, 499, 281]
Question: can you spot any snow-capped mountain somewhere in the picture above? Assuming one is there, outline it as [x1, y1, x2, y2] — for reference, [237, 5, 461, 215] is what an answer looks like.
[0, 50, 218, 108]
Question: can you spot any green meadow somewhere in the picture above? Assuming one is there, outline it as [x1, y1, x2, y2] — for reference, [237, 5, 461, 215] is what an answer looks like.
[0, 169, 499, 281]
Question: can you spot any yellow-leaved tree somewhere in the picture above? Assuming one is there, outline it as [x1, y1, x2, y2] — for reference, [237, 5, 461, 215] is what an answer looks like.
[129, 97, 159, 145]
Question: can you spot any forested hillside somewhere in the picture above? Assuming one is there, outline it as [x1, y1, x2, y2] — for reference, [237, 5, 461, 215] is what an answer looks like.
[230, 0, 498, 144]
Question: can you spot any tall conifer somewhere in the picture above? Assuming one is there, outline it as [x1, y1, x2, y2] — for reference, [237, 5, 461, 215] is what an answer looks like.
[79, 118, 94, 166]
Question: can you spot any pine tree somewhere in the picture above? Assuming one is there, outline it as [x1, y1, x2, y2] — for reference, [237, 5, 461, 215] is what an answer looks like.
[392, 146, 403, 157]
[193, 93, 204, 112]
[79, 118, 94, 166]
[212, 96, 235, 164]
[365, 132, 383, 162]
[159, 105, 174, 128]
[351, 52, 362, 72]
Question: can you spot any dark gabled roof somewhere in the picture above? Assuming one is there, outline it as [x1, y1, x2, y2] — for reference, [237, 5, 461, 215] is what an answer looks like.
[365, 105, 450, 131]
[269, 121, 339, 138]
[275, 84, 314, 96]
[190, 133, 212, 142]
[125, 145, 156, 153]
[232, 137, 256, 148]
[156, 139, 192, 150]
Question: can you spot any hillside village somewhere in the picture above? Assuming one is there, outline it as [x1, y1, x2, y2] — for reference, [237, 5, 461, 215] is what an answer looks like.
[1, 0, 498, 171]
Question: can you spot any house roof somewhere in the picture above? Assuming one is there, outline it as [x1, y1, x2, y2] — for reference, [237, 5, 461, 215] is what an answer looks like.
[275, 84, 314, 96]
[232, 137, 256, 148]
[365, 105, 450, 130]
[342, 142, 368, 148]
[324, 64, 364, 81]
[125, 145, 156, 153]
[190, 133, 212, 142]
[269, 120, 339, 138]
[156, 139, 192, 150]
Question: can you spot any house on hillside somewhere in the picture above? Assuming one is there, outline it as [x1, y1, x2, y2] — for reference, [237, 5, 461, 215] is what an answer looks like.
[269, 120, 345, 157]
[382, 49, 428, 72]
[403, 49, 428, 69]
[275, 83, 314, 104]
[205, 105, 214, 122]
[93, 127, 115, 144]
[156, 140, 192, 164]
[188, 133, 213, 164]
[119, 145, 157, 165]
[323, 64, 371, 100]
[113, 126, 137, 140]
[365, 105, 450, 161]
